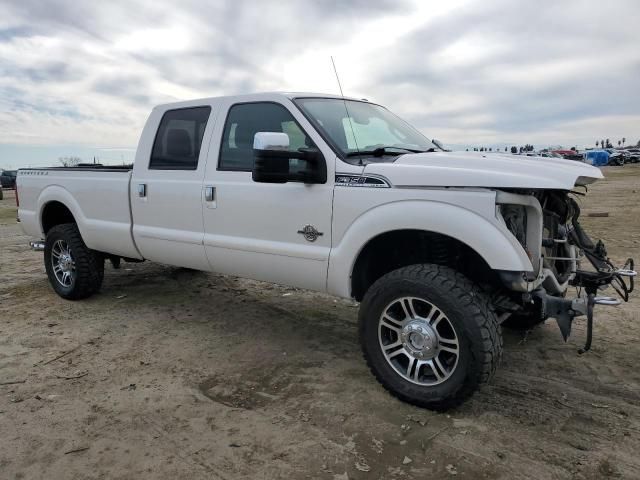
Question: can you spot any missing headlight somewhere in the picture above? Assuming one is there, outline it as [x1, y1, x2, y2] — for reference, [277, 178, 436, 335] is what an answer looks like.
[501, 205, 528, 247]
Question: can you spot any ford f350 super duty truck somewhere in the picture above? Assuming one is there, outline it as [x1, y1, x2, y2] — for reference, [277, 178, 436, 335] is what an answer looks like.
[17, 92, 636, 409]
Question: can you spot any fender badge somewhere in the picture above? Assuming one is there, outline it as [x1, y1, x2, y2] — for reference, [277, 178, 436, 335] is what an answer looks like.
[298, 225, 323, 242]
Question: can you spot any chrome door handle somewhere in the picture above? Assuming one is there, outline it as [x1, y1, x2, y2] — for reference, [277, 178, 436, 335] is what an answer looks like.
[138, 183, 146, 198]
[204, 186, 215, 202]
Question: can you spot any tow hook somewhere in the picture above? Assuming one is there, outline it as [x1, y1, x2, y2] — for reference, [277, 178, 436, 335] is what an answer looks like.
[577, 296, 623, 354]
[560, 256, 636, 353]
[536, 290, 625, 354]
[576, 295, 595, 354]
[593, 296, 621, 306]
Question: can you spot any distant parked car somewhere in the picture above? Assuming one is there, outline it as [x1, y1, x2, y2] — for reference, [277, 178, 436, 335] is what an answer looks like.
[605, 149, 626, 166]
[625, 149, 640, 163]
[1, 170, 17, 188]
[539, 151, 564, 158]
[551, 150, 583, 161]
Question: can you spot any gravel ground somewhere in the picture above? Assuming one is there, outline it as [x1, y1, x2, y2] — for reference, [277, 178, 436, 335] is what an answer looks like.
[1, 166, 639, 479]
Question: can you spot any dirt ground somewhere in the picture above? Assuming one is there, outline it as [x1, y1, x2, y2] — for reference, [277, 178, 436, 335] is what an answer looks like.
[1, 166, 639, 480]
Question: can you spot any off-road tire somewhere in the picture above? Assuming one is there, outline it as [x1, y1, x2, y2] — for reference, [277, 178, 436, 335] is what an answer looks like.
[44, 223, 104, 300]
[359, 264, 502, 410]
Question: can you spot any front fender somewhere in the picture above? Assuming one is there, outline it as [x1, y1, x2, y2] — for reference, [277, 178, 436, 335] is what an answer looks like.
[327, 199, 532, 298]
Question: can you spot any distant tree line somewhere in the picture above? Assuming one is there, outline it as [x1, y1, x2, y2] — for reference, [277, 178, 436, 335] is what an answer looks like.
[58, 156, 106, 167]
[594, 137, 638, 148]
[59, 156, 81, 167]
[465, 144, 535, 153]
[464, 139, 640, 153]
[595, 138, 614, 148]
[596, 138, 640, 148]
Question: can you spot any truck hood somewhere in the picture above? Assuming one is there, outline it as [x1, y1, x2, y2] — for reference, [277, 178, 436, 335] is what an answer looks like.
[363, 152, 603, 190]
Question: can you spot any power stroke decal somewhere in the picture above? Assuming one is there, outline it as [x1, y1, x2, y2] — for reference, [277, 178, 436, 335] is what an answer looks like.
[335, 174, 390, 188]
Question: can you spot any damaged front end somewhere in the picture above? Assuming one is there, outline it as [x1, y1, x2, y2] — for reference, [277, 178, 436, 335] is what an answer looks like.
[497, 189, 636, 353]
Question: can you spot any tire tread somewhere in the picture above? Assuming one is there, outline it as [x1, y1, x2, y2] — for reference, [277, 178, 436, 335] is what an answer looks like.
[359, 264, 502, 410]
[45, 223, 103, 300]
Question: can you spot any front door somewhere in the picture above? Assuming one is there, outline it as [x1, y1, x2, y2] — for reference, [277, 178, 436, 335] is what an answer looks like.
[202, 99, 334, 292]
[131, 105, 215, 269]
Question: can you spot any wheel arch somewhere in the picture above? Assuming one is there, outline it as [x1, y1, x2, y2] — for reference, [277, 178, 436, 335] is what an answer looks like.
[350, 229, 500, 301]
[327, 200, 533, 299]
[41, 201, 76, 234]
[37, 185, 87, 238]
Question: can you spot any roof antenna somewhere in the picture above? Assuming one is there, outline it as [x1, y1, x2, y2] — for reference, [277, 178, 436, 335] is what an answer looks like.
[331, 56, 362, 166]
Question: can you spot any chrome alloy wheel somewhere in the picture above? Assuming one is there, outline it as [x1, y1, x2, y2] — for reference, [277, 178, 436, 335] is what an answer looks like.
[378, 297, 460, 386]
[51, 239, 76, 287]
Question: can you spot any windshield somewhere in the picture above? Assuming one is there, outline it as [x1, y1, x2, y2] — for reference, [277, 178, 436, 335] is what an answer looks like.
[294, 98, 436, 163]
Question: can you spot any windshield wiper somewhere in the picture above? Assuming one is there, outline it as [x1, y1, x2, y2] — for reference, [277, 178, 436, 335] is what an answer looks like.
[346, 146, 432, 157]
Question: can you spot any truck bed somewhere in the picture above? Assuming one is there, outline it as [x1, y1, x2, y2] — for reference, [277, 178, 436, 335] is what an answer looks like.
[17, 167, 141, 259]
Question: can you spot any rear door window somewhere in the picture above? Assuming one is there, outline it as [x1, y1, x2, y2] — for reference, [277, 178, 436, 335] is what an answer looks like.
[150, 106, 212, 170]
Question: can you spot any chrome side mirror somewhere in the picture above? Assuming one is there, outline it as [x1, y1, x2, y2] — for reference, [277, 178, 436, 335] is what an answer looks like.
[253, 132, 289, 151]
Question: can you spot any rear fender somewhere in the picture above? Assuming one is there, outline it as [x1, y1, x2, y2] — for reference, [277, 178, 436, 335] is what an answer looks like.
[37, 185, 88, 239]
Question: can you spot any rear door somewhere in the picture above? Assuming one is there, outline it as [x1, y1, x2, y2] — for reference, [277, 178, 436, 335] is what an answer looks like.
[131, 105, 216, 269]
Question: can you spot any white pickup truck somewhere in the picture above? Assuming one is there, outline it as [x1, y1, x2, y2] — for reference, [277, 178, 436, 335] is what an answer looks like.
[17, 92, 635, 409]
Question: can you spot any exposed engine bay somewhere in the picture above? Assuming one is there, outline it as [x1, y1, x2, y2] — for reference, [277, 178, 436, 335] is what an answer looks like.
[498, 189, 636, 352]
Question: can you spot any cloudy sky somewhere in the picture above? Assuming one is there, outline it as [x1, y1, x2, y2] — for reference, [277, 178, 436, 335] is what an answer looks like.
[1, 0, 639, 168]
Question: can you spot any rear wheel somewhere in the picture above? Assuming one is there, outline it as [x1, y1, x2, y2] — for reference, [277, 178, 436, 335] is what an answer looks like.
[44, 223, 104, 300]
[359, 264, 502, 410]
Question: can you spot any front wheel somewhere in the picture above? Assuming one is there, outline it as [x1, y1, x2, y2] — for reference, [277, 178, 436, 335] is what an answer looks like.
[359, 264, 502, 410]
[44, 223, 104, 300]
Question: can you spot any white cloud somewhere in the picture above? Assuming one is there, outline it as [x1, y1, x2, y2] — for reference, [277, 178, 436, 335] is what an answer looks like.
[0, 0, 638, 167]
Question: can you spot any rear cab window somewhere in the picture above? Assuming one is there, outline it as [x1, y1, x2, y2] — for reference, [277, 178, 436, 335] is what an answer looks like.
[150, 106, 212, 170]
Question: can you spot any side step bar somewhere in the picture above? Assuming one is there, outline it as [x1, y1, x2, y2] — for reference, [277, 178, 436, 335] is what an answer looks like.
[29, 240, 45, 251]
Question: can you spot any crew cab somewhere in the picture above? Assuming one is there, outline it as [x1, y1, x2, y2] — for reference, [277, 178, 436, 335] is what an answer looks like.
[17, 92, 636, 409]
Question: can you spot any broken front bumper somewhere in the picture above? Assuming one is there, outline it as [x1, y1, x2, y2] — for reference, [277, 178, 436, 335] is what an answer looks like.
[538, 257, 636, 353]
